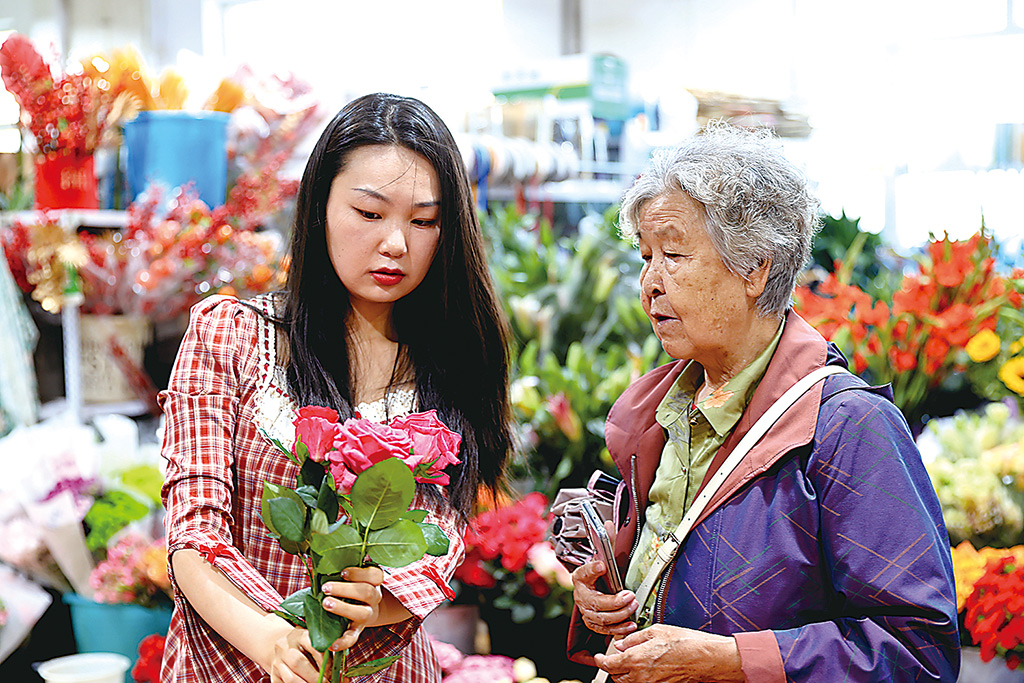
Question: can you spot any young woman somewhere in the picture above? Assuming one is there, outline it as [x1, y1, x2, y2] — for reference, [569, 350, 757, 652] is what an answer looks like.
[159, 93, 513, 682]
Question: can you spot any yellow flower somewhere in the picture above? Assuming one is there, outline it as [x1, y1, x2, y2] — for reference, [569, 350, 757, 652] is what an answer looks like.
[999, 357, 1024, 396]
[951, 540, 1024, 611]
[966, 329, 1001, 363]
[1010, 335, 1024, 355]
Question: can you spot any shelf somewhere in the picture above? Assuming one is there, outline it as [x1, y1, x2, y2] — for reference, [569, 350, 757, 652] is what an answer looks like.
[0, 209, 128, 230]
[487, 178, 628, 204]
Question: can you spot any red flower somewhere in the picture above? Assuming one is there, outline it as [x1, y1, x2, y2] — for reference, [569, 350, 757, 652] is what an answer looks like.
[388, 410, 462, 485]
[525, 569, 551, 598]
[131, 633, 166, 683]
[293, 408, 342, 463]
[964, 556, 1024, 671]
[889, 346, 918, 372]
[327, 417, 414, 493]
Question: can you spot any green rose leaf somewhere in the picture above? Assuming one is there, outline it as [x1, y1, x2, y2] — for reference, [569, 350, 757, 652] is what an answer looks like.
[295, 437, 311, 465]
[267, 496, 307, 543]
[310, 522, 363, 574]
[343, 655, 402, 678]
[313, 524, 364, 574]
[280, 587, 310, 621]
[277, 537, 305, 555]
[310, 508, 330, 535]
[304, 591, 345, 653]
[272, 609, 305, 627]
[366, 519, 427, 567]
[350, 459, 415, 530]
[257, 427, 299, 465]
[262, 482, 307, 539]
[298, 455, 325, 490]
[338, 494, 355, 521]
[317, 475, 339, 523]
[401, 509, 428, 523]
[295, 485, 319, 508]
[416, 522, 450, 556]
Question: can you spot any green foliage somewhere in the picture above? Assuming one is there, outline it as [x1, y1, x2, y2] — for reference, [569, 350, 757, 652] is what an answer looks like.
[482, 204, 668, 496]
[84, 489, 149, 552]
[811, 211, 900, 299]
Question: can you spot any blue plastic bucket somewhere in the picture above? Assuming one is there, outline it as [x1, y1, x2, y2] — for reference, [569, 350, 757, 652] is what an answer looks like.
[63, 594, 173, 683]
[122, 110, 229, 207]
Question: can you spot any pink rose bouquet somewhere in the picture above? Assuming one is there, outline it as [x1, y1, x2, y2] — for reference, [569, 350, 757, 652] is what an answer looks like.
[259, 406, 461, 682]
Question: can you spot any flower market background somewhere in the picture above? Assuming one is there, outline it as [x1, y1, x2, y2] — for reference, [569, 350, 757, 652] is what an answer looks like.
[1, 1, 1024, 682]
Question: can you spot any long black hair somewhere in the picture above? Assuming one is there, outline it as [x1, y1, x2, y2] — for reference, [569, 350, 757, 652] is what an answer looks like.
[282, 92, 511, 517]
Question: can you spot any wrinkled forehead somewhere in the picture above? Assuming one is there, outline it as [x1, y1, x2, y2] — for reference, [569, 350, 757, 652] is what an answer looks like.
[637, 191, 706, 239]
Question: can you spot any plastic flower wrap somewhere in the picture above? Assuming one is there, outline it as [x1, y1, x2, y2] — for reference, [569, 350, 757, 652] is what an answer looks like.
[258, 406, 459, 681]
[453, 492, 574, 624]
[795, 229, 1019, 424]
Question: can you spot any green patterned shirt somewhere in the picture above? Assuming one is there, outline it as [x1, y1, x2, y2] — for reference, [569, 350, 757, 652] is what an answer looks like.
[624, 321, 784, 625]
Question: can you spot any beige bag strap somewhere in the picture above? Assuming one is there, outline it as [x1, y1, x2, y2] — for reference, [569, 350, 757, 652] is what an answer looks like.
[592, 364, 845, 683]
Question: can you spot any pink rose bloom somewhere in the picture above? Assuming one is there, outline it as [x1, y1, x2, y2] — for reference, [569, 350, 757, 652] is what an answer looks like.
[293, 406, 343, 463]
[328, 418, 414, 493]
[389, 410, 462, 485]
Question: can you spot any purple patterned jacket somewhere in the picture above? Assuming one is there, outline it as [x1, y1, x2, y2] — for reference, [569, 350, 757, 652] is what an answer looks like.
[568, 312, 959, 682]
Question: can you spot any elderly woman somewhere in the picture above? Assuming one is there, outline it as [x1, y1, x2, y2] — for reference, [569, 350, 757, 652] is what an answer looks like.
[568, 122, 959, 682]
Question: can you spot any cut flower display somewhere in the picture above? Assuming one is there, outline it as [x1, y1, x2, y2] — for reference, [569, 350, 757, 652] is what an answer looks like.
[794, 229, 1023, 424]
[88, 532, 171, 609]
[259, 406, 460, 681]
[964, 550, 1024, 670]
[1, 161, 293, 318]
[453, 492, 573, 624]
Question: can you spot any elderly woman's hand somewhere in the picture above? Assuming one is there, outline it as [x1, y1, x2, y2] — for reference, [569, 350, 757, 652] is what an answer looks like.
[571, 560, 639, 637]
[594, 624, 744, 682]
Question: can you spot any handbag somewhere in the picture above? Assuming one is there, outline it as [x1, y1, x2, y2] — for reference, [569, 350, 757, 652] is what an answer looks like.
[548, 469, 621, 570]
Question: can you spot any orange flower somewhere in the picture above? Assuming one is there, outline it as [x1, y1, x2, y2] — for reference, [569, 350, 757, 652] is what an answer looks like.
[923, 337, 950, 376]
[935, 303, 975, 347]
[890, 346, 918, 372]
[853, 352, 868, 374]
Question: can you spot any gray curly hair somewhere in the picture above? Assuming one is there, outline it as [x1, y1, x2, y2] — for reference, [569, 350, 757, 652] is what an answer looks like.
[619, 121, 821, 317]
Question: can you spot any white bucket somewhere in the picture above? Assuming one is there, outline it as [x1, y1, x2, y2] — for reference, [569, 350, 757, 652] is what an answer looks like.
[36, 653, 131, 683]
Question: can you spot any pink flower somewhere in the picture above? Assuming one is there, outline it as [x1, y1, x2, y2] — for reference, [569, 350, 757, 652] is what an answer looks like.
[389, 410, 462, 485]
[327, 418, 414, 493]
[293, 406, 342, 463]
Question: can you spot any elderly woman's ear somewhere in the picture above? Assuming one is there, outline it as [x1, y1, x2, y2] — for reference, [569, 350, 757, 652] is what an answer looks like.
[744, 256, 772, 299]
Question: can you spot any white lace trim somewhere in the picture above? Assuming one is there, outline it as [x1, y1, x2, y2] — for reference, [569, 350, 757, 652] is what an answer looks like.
[354, 388, 417, 423]
[248, 295, 417, 450]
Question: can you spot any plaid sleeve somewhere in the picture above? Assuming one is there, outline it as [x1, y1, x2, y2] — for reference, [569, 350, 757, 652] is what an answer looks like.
[381, 489, 467, 620]
[159, 296, 284, 612]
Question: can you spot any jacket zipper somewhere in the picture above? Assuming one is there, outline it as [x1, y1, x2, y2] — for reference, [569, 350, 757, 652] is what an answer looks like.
[654, 553, 678, 623]
[628, 454, 642, 561]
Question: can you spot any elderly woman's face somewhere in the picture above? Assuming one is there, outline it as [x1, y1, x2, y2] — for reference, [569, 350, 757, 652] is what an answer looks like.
[638, 191, 759, 364]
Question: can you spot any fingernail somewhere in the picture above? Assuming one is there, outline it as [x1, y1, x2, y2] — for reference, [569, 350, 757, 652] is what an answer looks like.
[323, 598, 334, 609]
[322, 584, 332, 596]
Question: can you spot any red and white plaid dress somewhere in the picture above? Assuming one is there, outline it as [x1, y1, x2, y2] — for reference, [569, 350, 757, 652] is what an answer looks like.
[159, 294, 465, 682]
